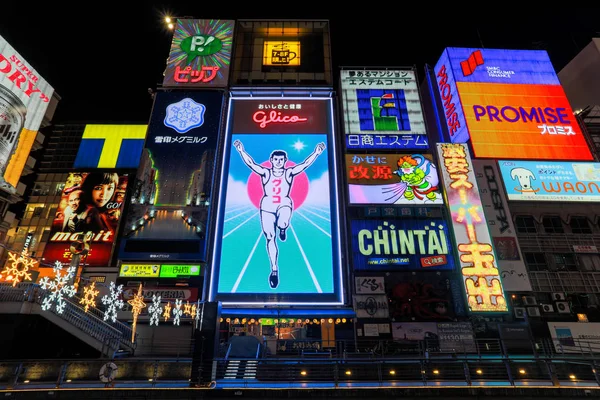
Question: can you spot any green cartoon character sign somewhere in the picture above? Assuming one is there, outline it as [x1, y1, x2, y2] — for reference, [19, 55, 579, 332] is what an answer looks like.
[393, 155, 439, 202]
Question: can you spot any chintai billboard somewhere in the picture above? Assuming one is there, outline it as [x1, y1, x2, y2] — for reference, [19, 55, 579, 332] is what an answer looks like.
[209, 97, 343, 305]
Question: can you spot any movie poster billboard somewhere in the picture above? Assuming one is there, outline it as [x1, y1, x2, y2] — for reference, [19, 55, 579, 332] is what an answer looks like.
[0, 35, 54, 193]
[209, 97, 343, 305]
[163, 19, 234, 88]
[118, 91, 224, 261]
[345, 153, 443, 205]
[42, 172, 128, 267]
[340, 69, 428, 150]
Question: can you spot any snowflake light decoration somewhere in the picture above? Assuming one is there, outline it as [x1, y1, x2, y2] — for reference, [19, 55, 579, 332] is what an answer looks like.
[194, 301, 201, 329]
[148, 294, 162, 327]
[2, 249, 34, 287]
[127, 283, 146, 343]
[101, 281, 124, 323]
[79, 281, 99, 312]
[173, 299, 183, 326]
[39, 261, 76, 314]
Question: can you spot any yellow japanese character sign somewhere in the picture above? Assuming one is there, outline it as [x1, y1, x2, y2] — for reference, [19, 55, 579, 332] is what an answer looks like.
[436, 143, 507, 312]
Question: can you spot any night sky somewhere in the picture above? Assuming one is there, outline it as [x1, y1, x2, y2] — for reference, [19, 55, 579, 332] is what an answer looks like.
[1, 4, 599, 125]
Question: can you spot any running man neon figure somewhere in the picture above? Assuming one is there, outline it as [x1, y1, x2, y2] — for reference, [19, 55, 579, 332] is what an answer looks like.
[233, 139, 326, 289]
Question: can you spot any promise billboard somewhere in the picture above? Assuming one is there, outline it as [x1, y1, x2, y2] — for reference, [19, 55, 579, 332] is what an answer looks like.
[434, 47, 592, 161]
[0, 35, 54, 193]
[209, 97, 343, 305]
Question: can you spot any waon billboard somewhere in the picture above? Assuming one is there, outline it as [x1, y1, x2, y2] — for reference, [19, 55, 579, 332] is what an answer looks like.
[209, 97, 343, 305]
[434, 47, 593, 161]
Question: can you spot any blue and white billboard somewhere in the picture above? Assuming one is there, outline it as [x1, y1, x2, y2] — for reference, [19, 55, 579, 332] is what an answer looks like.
[209, 97, 343, 305]
[440, 48, 560, 85]
[351, 219, 455, 271]
[119, 91, 225, 261]
[498, 160, 600, 202]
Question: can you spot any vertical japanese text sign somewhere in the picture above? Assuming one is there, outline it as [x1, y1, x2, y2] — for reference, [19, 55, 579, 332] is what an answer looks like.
[436, 143, 507, 312]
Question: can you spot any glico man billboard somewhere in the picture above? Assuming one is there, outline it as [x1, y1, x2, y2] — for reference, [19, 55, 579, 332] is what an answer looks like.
[340, 69, 428, 150]
[434, 47, 593, 161]
[42, 172, 128, 267]
[0, 34, 54, 194]
[209, 97, 344, 305]
[163, 19, 234, 88]
[119, 91, 224, 261]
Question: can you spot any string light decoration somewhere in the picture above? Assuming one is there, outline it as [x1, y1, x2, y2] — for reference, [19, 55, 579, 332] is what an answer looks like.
[127, 283, 146, 343]
[148, 294, 162, 326]
[101, 281, 125, 323]
[1, 249, 34, 287]
[79, 281, 99, 312]
[172, 299, 183, 326]
[39, 261, 76, 314]
[163, 302, 172, 322]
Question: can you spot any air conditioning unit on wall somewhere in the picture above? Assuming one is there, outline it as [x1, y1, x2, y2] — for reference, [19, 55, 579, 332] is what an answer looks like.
[523, 296, 537, 305]
[555, 301, 571, 314]
[541, 304, 555, 313]
[552, 292, 566, 301]
[527, 307, 541, 317]
[514, 307, 526, 319]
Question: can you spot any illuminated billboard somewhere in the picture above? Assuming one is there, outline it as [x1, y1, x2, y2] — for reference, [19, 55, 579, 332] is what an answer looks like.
[263, 41, 300, 66]
[340, 69, 428, 150]
[74, 125, 147, 169]
[42, 172, 128, 267]
[436, 143, 507, 313]
[350, 218, 454, 271]
[345, 153, 443, 205]
[210, 97, 343, 305]
[163, 19, 234, 88]
[498, 160, 600, 202]
[119, 91, 224, 261]
[434, 47, 593, 161]
[0, 35, 54, 193]
[473, 160, 532, 292]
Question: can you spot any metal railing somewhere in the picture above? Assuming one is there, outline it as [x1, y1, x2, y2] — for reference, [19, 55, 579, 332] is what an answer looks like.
[0, 283, 135, 355]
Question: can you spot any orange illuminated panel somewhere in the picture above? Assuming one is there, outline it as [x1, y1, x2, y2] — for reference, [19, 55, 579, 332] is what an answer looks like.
[263, 41, 300, 66]
[457, 82, 593, 160]
[436, 143, 508, 313]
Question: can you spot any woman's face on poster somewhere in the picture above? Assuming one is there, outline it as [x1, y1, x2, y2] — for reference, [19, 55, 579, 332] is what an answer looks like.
[91, 182, 116, 208]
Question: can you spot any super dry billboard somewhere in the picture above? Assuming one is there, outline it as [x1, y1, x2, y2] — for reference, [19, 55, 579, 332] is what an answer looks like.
[0, 35, 54, 193]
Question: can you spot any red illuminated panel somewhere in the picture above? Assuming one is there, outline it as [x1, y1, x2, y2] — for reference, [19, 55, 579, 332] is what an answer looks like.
[457, 82, 593, 160]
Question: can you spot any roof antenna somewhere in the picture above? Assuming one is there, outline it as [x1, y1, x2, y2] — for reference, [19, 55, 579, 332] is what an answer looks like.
[476, 28, 485, 48]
